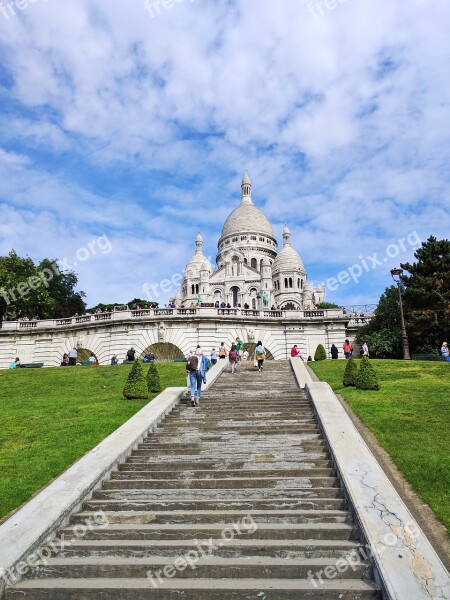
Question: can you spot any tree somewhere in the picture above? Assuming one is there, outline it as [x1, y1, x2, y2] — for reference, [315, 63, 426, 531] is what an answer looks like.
[355, 356, 380, 390]
[314, 344, 327, 361]
[317, 302, 340, 309]
[123, 361, 149, 400]
[401, 236, 450, 353]
[343, 359, 358, 387]
[146, 362, 161, 393]
[37, 259, 86, 319]
[356, 286, 403, 359]
[0, 251, 55, 324]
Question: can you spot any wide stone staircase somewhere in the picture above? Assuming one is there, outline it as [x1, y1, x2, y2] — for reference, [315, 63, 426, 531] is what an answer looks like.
[7, 361, 381, 599]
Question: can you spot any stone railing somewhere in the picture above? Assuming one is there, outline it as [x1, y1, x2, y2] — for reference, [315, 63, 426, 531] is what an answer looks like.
[1, 308, 373, 332]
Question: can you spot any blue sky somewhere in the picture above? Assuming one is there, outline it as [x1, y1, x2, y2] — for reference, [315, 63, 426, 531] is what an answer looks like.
[0, 0, 449, 308]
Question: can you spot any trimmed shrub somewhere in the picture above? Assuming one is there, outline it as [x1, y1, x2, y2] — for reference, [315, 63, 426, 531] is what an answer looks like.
[123, 361, 148, 400]
[355, 356, 380, 391]
[314, 344, 327, 361]
[146, 362, 161, 393]
[343, 358, 358, 387]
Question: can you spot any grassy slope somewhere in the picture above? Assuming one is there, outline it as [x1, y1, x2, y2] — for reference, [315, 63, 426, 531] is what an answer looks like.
[309, 359, 450, 531]
[0, 363, 186, 520]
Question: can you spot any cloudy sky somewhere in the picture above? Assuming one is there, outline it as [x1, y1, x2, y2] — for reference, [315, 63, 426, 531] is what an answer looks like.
[0, 0, 449, 308]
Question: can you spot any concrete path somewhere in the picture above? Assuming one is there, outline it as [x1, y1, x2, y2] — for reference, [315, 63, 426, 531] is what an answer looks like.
[6, 361, 380, 599]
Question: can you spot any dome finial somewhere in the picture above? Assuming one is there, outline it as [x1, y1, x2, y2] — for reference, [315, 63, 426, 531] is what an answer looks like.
[283, 224, 291, 247]
[241, 171, 252, 203]
[196, 232, 203, 254]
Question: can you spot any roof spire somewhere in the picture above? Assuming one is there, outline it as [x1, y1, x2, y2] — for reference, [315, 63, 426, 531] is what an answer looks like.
[195, 232, 203, 254]
[241, 171, 253, 204]
[283, 224, 291, 247]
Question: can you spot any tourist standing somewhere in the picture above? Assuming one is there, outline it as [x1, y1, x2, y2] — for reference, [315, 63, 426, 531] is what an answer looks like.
[186, 353, 202, 406]
[330, 344, 339, 359]
[68, 347, 77, 366]
[219, 342, 227, 359]
[211, 348, 218, 365]
[229, 344, 238, 374]
[342, 339, 353, 359]
[254, 341, 266, 371]
[236, 337, 244, 360]
[362, 342, 369, 357]
[441, 342, 450, 362]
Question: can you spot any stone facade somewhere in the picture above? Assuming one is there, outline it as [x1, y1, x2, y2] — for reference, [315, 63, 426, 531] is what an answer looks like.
[177, 174, 324, 310]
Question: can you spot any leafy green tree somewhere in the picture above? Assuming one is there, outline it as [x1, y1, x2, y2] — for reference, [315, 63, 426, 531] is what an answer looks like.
[37, 259, 86, 319]
[355, 356, 380, 390]
[314, 344, 327, 361]
[401, 236, 450, 353]
[146, 362, 161, 393]
[343, 359, 358, 387]
[123, 361, 148, 400]
[356, 286, 403, 358]
[0, 251, 54, 324]
[317, 302, 340, 309]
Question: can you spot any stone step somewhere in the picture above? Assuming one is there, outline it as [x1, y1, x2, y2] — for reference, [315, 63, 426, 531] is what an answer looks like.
[59, 523, 356, 542]
[70, 509, 350, 525]
[23, 556, 370, 580]
[82, 497, 348, 512]
[92, 487, 343, 501]
[101, 476, 340, 490]
[156, 426, 321, 435]
[123, 458, 333, 469]
[7, 577, 381, 599]
[113, 467, 335, 479]
[52, 538, 361, 560]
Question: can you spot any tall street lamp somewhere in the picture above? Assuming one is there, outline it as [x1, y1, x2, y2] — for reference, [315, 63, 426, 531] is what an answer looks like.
[390, 267, 411, 360]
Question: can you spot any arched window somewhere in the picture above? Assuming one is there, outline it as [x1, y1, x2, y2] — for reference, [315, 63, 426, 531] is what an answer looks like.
[195, 284, 199, 294]
[251, 258, 257, 269]
[191, 285, 195, 295]
[284, 278, 288, 288]
[301, 279, 304, 289]
[252, 298, 256, 310]
[244, 258, 248, 264]
[260, 259, 264, 271]
[289, 278, 293, 288]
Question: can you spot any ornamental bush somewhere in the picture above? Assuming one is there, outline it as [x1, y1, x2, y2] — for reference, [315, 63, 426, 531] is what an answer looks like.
[314, 344, 327, 361]
[343, 358, 358, 387]
[355, 356, 380, 391]
[123, 361, 148, 400]
[146, 362, 161, 393]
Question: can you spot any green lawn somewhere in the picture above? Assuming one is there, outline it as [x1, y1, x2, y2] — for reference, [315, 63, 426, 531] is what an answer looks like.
[0, 363, 186, 520]
[309, 360, 450, 531]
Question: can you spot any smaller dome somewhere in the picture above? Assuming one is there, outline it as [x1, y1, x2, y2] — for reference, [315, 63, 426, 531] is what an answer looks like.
[184, 233, 212, 275]
[273, 246, 305, 274]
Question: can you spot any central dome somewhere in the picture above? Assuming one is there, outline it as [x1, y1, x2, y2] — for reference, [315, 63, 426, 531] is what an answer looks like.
[221, 203, 275, 239]
[220, 173, 275, 240]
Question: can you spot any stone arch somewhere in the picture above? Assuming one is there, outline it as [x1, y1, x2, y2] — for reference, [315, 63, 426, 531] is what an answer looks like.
[76, 348, 98, 363]
[140, 343, 184, 361]
[244, 343, 274, 361]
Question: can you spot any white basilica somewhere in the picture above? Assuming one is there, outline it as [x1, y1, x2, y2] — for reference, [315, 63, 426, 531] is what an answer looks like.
[176, 174, 325, 311]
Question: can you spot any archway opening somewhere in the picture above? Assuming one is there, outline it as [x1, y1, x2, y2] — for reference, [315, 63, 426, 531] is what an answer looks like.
[76, 348, 98, 364]
[230, 286, 240, 307]
[140, 343, 184, 361]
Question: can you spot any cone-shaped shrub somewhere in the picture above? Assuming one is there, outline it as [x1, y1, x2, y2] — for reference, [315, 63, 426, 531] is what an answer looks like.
[314, 344, 327, 361]
[355, 356, 380, 391]
[146, 362, 161, 393]
[343, 358, 358, 387]
[123, 360, 148, 400]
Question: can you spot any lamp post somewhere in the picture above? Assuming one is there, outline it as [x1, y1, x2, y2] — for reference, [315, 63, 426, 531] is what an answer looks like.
[390, 268, 411, 360]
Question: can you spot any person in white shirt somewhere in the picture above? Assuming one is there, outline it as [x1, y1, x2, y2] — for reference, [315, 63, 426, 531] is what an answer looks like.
[211, 348, 218, 365]
[242, 349, 249, 361]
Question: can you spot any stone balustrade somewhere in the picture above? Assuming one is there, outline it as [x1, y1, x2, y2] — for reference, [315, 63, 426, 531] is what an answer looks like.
[1, 308, 373, 332]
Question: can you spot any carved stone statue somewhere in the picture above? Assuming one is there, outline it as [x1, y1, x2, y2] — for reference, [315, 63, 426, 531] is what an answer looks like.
[158, 323, 166, 343]
[247, 328, 255, 343]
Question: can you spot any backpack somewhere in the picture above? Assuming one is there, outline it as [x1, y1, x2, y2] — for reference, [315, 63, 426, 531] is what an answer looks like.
[256, 345, 265, 360]
[186, 356, 198, 371]
[229, 350, 237, 361]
